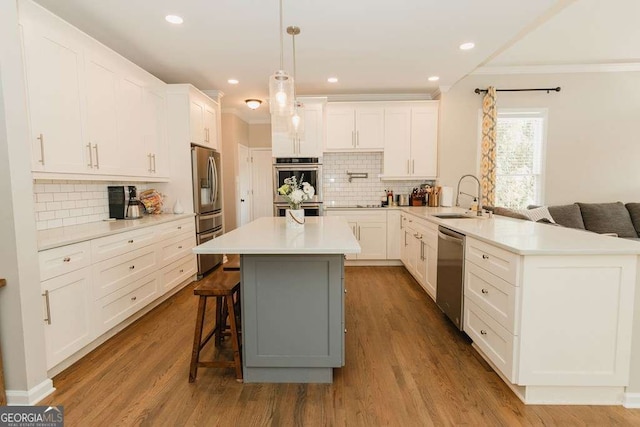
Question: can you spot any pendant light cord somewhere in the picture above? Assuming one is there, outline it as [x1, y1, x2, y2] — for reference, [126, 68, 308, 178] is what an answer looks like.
[292, 32, 297, 99]
[279, 0, 284, 70]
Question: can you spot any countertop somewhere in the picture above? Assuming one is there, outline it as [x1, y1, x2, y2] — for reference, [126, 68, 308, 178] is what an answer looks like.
[38, 213, 195, 251]
[193, 217, 361, 255]
[399, 206, 640, 256]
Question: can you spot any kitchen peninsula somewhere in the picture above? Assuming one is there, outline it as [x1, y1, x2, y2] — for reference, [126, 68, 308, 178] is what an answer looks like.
[193, 216, 360, 383]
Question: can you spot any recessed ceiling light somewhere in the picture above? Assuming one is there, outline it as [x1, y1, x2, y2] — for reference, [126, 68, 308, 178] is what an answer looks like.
[327, 77, 338, 83]
[228, 79, 239, 85]
[459, 42, 475, 50]
[428, 76, 440, 82]
[165, 15, 183, 25]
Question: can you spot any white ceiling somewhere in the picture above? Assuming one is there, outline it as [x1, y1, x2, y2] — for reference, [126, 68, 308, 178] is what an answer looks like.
[30, 0, 637, 123]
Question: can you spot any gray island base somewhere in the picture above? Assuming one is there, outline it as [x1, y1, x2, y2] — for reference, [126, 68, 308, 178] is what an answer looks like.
[241, 254, 345, 383]
[192, 217, 360, 383]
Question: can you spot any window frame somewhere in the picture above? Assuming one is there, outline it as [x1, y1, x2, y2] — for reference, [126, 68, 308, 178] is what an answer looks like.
[476, 107, 548, 207]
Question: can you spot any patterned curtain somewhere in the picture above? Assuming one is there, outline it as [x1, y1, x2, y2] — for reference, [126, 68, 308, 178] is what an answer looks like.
[480, 86, 497, 207]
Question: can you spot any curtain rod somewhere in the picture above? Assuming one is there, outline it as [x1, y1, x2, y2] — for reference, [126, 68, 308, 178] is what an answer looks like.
[474, 87, 561, 94]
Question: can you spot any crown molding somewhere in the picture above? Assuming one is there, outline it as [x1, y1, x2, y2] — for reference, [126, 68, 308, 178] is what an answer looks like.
[325, 93, 433, 102]
[202, 89, 225, 100]
[473, 62, 640, 75]
[432, 85, 451, 99]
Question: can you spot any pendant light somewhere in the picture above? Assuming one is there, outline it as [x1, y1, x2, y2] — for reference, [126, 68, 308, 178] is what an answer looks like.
[269, 0, 294, 117]
[287, 26, 305, 138]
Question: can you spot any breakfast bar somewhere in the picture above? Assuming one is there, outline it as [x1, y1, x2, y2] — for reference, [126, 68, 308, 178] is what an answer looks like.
[193, 216, 360, 383]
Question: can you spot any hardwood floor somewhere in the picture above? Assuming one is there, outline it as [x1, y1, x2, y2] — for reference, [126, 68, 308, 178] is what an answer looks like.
[40, 267, 640, 426]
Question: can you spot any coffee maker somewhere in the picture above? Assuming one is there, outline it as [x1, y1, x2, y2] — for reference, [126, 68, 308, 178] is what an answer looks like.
[108, 186, 126, 219]
[126, 186, 144, 219]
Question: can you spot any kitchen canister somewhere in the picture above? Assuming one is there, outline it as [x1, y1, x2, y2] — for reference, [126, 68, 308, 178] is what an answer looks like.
[440, 187, 454, 207]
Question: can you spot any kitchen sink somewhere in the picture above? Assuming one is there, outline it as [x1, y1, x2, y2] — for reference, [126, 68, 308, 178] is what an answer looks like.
[433, 213, 479, 219]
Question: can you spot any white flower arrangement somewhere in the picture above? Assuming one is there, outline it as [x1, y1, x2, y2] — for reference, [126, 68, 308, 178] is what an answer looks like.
[277, 175, 315, 210]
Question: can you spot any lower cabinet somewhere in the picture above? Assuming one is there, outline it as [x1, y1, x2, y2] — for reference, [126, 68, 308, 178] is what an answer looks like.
[39, 216, 196, 369]
[327, 210, 387, 260]
[400, 213, 438, 301]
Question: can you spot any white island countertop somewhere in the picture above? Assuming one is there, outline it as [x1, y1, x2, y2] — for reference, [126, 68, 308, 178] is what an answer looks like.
[193, 216, 361, 255]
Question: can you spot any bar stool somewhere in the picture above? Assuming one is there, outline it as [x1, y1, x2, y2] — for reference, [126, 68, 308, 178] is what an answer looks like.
[189, 271, 242, 382]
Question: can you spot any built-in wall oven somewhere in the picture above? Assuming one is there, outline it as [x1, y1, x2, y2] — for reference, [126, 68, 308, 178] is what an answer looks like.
[273, 157, 323, 215]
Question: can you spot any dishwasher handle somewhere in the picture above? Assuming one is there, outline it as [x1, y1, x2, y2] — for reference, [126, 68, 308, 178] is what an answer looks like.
[438, 230, 464, 245]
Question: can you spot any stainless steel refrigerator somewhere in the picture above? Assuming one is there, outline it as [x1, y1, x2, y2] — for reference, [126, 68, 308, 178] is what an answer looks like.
[191, 145, 223, 278]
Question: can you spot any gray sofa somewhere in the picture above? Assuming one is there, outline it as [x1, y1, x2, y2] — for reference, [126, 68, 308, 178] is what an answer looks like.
[494, 202, 640, 241]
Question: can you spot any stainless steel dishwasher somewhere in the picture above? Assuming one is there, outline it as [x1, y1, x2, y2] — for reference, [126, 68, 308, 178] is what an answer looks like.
[436, 226, 465, 330]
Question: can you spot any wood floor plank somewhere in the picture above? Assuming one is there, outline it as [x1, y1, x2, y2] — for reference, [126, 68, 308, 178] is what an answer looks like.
[38, 266, 640, 426]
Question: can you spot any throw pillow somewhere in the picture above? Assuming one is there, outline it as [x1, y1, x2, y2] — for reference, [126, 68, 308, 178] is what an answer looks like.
[529, 204, 585, 229]
[625, 203, 640, 237]
[577, 202, 637, 238]
[515, 206, 556, 223]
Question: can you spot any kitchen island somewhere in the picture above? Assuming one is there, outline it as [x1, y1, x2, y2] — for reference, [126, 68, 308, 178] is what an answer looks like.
[193, 216, 360, 383]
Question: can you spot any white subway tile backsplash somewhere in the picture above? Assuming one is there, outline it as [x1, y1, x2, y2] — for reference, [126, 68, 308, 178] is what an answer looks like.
[47, 219, 63, 228]
[37, 193, 54, 203]
[38, 211, 55, 221]
[44, 184, 60, 193]
[53, 192, 69, 202]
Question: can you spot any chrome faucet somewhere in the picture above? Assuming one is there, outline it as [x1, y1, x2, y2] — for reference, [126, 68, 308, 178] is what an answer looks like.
[455, 174, 483, 216]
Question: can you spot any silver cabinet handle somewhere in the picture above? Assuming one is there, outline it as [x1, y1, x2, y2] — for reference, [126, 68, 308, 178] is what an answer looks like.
[356, 131, 359, 146]
[129, 265, 135, 270]
[93, 144, 100, 169]
[404, 230, 408, 247]
[344, 328, 347, 334]
[412, 159, 415, 174]
[420, 241, 425, 260]
[37, 133, 45, 165]
[357, 225, 361, 240]
[131, 296, 137, 301]
[177, 226, 182, 230]
[63, 257, 71, 263]
[42, 290, 51, 325]
[128, 239, 134, 244]
[481, 288, 489, 294]
[148, 153, 153, 172]
[480, 330, 487, 335]
[178, 245, 183, 249]
[344, 288, 347, 294]
[482, 254, 490, 260]
[152, 154, 156, 172]
[407, 159, 410, 174]
[86, 143, 93, 167]
[179, 269, 184, 273]
[352, 130, 356, 147]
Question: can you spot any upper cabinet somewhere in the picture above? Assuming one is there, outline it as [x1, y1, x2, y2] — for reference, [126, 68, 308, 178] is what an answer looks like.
[19, 0, 169, 181]
[325, 103, 384, 151]
[272, 97, 325, 158]
[382, 102, 438, 180]
[189, 92, 219, 151]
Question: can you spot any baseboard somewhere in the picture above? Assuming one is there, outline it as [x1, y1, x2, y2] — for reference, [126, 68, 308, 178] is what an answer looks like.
[344, 260, 403, 267]
[5, 379, 55, 405]
[623, 392, 640, 408]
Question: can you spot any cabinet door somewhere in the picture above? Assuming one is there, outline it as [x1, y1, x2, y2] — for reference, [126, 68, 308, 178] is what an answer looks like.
[299, 103, 322, 157]
[189, 98, 205, 145]
[85, 52, 121, 175]
[410, 105, 438, 178]
[271, 131, 295, 157]
[383, 107, 411, 177]
[346, 221, 358, 260]
[42, 267, 93, 369]
[386, 210, 402, 260]
[425, 231, 438, 300]
[144, 88, 169, 177]
[355, 106, 384, 150]
[117, 76, 147, 176]
[21, 18, 87, 173]
[325, 105, 355, 150]
[203, 102, 218, 150]
[357, 221, 387, 260]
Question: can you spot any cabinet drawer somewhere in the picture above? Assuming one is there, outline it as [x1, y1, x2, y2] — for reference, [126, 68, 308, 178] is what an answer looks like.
[92, 245, 157, 299]
[160, 254, 196, 292]
[94, 275, 158, 335]
[465, 261, 518, 334]
[464, 298, 518, 382]
[158, 232, 196, 265]
[91, 227, 156, 262]
[156, 217, 195, 241]
[39, 241, 91, 281]
[466, 237, 520, 284]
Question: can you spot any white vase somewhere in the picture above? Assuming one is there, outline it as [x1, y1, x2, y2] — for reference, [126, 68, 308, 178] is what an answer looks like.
[286, 208, 305, 228]
[173, 199, 184, 214]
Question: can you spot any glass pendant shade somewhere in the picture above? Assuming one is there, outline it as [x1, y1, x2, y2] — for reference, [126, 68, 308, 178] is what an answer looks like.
[269, 70, 294, 116]
[271, 111, 292, 134]
[290, 100, 305, 139]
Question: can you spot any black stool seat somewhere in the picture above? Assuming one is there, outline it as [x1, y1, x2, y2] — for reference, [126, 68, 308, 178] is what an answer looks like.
[189, 271, 242, 382]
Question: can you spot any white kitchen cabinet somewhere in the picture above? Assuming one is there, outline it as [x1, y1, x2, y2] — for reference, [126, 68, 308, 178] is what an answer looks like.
[20, 2, 87, 174]
[272, 98, 325, 157]
[20, 0, 169, 181]
[400, 212, 437, 301]
[382, 102, 438, 180]
[189, 90, 220, 150]
[463, 236, 637, 403]
[41, 267, 93, 369]
[326, 210, 387, 260]
[325, 103, 384, 151]
[386, 210, 402, 260]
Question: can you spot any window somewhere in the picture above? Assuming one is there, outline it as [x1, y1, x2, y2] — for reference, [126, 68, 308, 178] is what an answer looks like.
[493, 109, 547, 208]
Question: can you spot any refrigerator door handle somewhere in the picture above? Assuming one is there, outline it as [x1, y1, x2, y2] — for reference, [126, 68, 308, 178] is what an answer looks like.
[207, 157, 216, 205]
[210, 155, 219, 206]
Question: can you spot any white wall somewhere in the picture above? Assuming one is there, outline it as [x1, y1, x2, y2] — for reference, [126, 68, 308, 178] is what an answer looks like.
[221, 113, 249, 231]
[438, 71, 640, 205]
[0, 0, 51, 403]
[248, 123, 271, 148]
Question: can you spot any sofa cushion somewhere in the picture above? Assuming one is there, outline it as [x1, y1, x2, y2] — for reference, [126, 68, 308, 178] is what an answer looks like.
[577, 202, 637, 237]
[494, 207, 529, 220]
[625, 203, 640, 237]
[529, 204, 585, 229]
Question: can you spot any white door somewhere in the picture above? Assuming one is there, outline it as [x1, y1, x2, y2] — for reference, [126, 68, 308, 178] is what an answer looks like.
[144, 88, 168, 177]
[117, 76, 146, 176]
[251, 149, 274, 219]
[355, 105, 384, 150]
[411, 105, 439, 177]
[238, 144, 252, 226]
[383, 107, 411, 177]
[299, 103, 322, 157]
[189, 98, 205, 145]
[325, 105, 355, 150]
[204, 102, 218, 150]
[357, 221, 387, 260]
